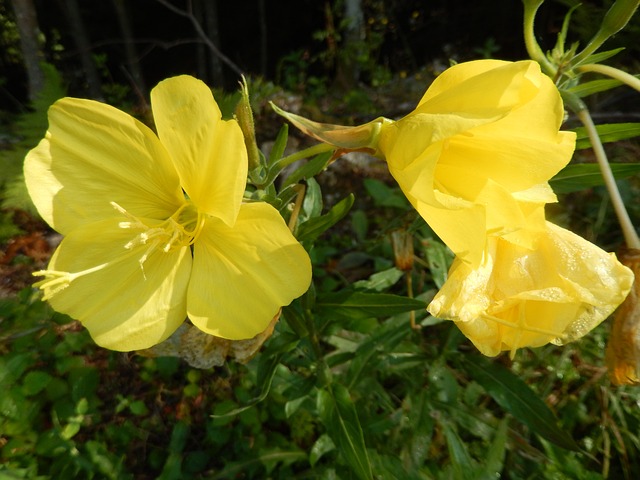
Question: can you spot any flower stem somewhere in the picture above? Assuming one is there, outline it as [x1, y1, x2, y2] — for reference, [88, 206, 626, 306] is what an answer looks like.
[576, 63, 640, 93]
[576, 107, 640, 249]
[522, 0, 557, 76]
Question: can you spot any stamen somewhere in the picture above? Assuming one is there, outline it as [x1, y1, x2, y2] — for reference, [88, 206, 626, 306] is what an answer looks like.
[33, 263, 109, 299]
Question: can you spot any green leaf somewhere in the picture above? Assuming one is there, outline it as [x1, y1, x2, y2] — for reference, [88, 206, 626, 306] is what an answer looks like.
[282, 151, 333, 187]
[574, 123, 640, 150]
[210, 353, 283, 419]
[268, 124, 289, 166]
[363, 178, 409, 209]
[316, 291, 427, 320]
[550, 163, 640, 193]
[566, 78, 622, 98]
[296, 194, 354, 243]
[421, 238, 453, 289]
[438, 417, 475, 480]
[317, 384, 373, 480]
[352, 267, 404, 292]
[480, 417, 509, 479]
[21, 371, 52, 396]
[459, 355, 579, 451]
[577, 47, 626, 67]
[309, 433, 335, 466]
[301, 177, 323, 220]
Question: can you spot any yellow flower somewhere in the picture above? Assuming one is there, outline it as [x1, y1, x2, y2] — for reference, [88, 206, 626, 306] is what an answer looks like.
[24, 75, 312, 351]
[428, 222, 634, 357]
[274, 60, 575, 266]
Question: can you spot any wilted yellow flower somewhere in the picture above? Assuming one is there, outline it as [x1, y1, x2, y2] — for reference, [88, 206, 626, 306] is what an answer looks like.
[606, 248, 640, 385]
[25, 75, 312, 351]
[428, 222, 634, 357]
[274, 60, 575, 266]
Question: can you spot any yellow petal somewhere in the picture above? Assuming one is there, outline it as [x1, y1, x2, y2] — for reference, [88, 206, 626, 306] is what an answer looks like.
[24, 98, 184, 235]
[150, 75, 247, 226]
[428, 222, 634, 356]
[416, 60, 540, 118]
[418, 59, 511, 104]
[188, 202, 312, 339]
[36, 218, 192, 351]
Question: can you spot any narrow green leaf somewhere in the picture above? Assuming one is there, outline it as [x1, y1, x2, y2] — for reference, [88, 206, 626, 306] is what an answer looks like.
[438, 417, 475, 480]
[316, 291, 427, 320]
[574, 123, 640, 150]
[482, 417, 509, 478]
[211, 353, 283, 419]
[567, 78, 622, 98]
[268, 124, 289, 166]
[282, 151, 333, 187]
[296, 194, 354, 243]
[550, 162, 640, 193]
[459, 355, 579, 451]
[578, 47, 626, 66]
[318, 385, 373, 480]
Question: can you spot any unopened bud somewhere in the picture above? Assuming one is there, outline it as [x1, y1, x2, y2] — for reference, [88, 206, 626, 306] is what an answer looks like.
[235, 77, 261, 171]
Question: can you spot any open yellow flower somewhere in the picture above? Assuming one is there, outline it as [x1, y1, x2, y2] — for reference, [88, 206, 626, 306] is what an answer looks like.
[274, 60, 575, 266]
[428, 222, 634, 357]
[24, 75, 312, 351]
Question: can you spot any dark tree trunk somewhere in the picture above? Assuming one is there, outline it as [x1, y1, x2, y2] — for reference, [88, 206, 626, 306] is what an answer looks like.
[59, 0, 104, 100]
[335, 0, 365, 89]
[203, 0, 223, 86]
[10, 0, 45, 102]
[112, 0, 147, 104]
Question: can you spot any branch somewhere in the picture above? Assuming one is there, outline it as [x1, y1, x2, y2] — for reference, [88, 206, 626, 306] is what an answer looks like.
[154, 0, 244, 77]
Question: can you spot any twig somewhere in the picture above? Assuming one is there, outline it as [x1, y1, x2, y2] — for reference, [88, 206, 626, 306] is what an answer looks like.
[154, 0, 244, 76]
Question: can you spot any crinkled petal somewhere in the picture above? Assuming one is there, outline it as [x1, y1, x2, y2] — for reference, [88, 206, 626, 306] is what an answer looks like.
[24, 98, 183, 235]
[36, 218, 191, 351]
[188, 202, 312, 339]
[151, 76, 247, 226]
[428, 222, 634, 356]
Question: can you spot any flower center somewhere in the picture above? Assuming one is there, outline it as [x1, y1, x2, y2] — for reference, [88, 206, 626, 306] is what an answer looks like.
[32, 201, 205, 299]
[113, 200, 204, 256]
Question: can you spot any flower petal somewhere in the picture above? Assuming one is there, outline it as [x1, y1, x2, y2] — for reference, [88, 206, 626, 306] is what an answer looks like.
[36, 218, 191, 351]
[24, 98, 183, 235]
[428, 223, 634, 356]
[151, 76, 247, 226]
[188, 202, 312, 339]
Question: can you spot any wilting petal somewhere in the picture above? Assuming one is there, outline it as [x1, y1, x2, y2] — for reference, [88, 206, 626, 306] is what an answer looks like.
[188, 202, 312, 339]
[24, 98, 184, 235]
[271, 102, 389, 155]
[35, 218, 192, 351]
[606, 248, 640, 385]
[428, 222, 634, 356]
[151, 75, 247, 226]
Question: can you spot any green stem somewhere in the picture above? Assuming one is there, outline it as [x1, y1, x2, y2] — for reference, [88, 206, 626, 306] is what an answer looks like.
[522, 0, 557, 76]
[576, 63, 640, 92]
[275, 143, 335, 170]
[576, 107, 640, 249]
